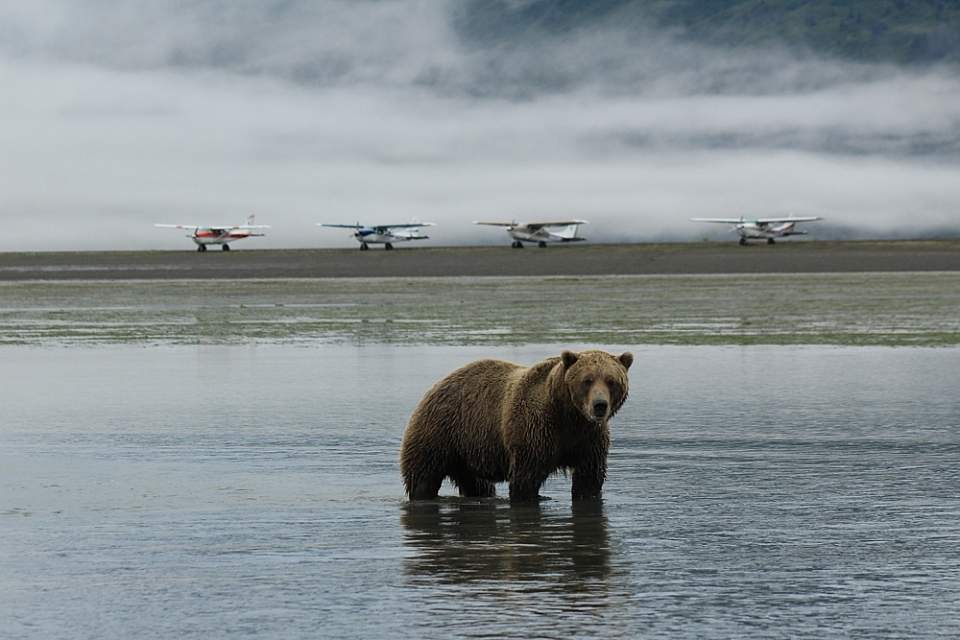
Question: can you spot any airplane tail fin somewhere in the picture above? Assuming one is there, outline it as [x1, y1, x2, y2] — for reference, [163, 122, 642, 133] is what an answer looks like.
[247, 214, 256, 226]
[554, 223, 583, 240]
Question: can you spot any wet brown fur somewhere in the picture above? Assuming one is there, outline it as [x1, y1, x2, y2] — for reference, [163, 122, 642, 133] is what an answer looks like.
[400, 350, 633, 502]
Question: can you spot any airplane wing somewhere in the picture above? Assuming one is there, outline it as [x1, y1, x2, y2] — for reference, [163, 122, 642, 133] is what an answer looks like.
[691, 216, 822, 224]
[155, 223, 270, 230]
[474, 220, 588, 229]
[379, 222, 436, 229]
[317, 223, 363, 229]
[524, 220, 589, 230]
[755, 216, 822, 224]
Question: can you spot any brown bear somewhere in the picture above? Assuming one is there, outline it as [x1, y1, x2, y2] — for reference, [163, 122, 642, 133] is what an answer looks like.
[400, 349, 633, 502]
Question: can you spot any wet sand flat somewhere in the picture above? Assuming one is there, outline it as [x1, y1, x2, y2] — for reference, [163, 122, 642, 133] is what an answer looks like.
[3, 272, 959, 346]
[1, 240, 959, 281]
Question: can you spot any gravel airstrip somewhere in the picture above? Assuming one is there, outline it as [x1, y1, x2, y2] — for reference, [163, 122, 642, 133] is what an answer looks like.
[1, 240, 958, 281]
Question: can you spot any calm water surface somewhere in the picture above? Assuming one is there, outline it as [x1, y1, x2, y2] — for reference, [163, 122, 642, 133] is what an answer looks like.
[2, 344, 959, 638]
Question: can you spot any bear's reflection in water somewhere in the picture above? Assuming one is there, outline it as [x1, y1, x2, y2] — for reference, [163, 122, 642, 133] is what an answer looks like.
[401, 500, 611, 589]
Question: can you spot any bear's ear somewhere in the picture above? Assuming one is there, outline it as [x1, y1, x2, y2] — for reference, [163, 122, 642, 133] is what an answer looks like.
[561, 351, 579, 369]
[618, 352, 634, 370]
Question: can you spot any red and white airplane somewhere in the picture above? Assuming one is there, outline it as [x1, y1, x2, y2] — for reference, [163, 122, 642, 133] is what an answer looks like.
[691, 215, 823, 245]
[473, 219, 588, 248]
[155, 215, 270, 251]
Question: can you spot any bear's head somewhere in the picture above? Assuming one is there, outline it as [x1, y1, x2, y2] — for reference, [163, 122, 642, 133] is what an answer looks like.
[561, 350, 633, 423]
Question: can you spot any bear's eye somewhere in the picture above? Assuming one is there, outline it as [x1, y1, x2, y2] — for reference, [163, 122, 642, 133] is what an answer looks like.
[582, 377, 594, 387]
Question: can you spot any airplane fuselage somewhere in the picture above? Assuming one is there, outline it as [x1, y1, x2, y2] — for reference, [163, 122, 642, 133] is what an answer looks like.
[737, 221, 806, 240]
[353, 228, 429, 246]
[343, 226, 432, 250]
[191, 229, 259, 246]
[504, 224, 586, 247]
[508, 226, 567, 243]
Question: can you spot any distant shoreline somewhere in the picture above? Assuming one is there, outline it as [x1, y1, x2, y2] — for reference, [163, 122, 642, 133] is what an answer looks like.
[0, 240, 958, 281]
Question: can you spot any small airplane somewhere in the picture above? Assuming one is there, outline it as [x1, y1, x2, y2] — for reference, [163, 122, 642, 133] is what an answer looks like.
[473, 219, 588, 248]
[316, 221, 435, 250]
[154, 215, 270, 252]
[691, 215, 823, 245]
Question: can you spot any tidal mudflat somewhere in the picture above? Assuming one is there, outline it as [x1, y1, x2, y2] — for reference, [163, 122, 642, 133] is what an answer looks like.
[2, 272, 959, 347]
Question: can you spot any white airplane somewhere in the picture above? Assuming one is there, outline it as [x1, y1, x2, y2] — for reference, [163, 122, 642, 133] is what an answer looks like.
[155, 215, 270, 252]
[316, 222, 435, 250]
[691, 215, 823, 245]
[473, 219, 588, 248]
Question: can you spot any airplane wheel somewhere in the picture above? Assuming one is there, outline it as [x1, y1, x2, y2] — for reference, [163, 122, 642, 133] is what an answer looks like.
[512, 241, 523, 248]
[767, 238, 775, 245]
[738, 237, 747, 246]
[538, 241, 547, 248]
[385, 243, 394, 250]
[360, 243, 369, 251]
[197, 244, 207, 252]
[222, 244, 231, 251]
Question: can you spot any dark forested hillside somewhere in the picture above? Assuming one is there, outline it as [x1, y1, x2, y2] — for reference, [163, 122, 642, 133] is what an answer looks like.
[457, 0, 960, 65]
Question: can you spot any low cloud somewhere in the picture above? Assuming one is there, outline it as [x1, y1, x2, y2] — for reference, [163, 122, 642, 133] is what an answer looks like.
[0, 1, 957, 250]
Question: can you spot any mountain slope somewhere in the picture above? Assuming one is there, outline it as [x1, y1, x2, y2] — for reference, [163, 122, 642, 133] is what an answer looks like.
[458, 0, 960, 64]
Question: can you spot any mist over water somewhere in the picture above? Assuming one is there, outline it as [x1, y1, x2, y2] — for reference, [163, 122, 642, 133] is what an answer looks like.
[2, 344, 959, 638]
[1, 1, 959, 250]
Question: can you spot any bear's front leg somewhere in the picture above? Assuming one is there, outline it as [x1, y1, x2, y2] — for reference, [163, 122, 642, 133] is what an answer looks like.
[509, 478, 544, 502]
[571, 461, 606, 500]
[508, 450, 547, 502]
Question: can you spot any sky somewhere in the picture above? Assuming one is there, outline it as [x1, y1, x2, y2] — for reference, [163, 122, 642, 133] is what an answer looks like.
[1, 0, 958, 250]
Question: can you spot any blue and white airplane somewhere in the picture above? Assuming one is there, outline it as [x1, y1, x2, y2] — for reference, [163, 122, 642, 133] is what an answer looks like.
[317, 221, 435, 250]
[691, 215, 823, 245]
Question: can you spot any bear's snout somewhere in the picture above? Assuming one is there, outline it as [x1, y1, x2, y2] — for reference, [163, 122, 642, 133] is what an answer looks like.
[585, 383, 612, 422]
[591, 398, 609, 419]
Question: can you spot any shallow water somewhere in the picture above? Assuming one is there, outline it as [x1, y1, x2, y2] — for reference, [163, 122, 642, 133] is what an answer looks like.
[2, 344, 958, 639]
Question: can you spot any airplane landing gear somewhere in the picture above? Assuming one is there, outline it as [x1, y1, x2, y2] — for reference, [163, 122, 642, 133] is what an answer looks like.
[360, 242, 369, 250]
[511, 241, 523, 248]
[738, 237, 747, 246]
[385, 243, 394, 250]
[197, 244, 207, 252]
[767, 238, 776, 245]
[538, 241, 547, 248]
[222, 244, 231, 251]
